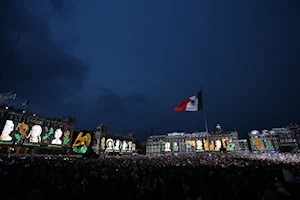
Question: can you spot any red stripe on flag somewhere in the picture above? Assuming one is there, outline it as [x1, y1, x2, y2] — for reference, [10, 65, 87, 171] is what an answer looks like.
[174, 98, 191, 111]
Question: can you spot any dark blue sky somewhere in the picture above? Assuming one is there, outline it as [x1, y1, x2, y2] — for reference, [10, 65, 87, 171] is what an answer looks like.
[1, 0, 300, 140]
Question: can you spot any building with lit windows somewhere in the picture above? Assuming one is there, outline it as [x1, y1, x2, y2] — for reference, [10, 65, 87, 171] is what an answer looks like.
[91, 124, 136, 155]
[146, 124, 243, 155]
[249, 126, 300, 153]
[249, 130, 279, 152]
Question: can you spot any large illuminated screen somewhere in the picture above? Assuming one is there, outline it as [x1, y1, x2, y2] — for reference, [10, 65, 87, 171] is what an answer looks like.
[225, 139, 235, 151]
[104, 138, 135, 153]
[26, 125, 42, 143]
[173, 142, 178, 151]
[0, 120, 72, 147]
[252, 139, 264, 150]
[72, 132, 91, 153]
[204, 139, 209, 151]
[0, 120, 14, 143]
[106, 138, 113, 150]
[196, 140, 203, 150]
[114, 139, 121, 151]
[215, 140, 221, 151]
[15, 122, 28, 144]
[264, 140, 275, 150]
[100, 137, 106, 150]
[209, 140, 215, 150]
[51, 128, 63, 145]
[164, 142, 171, 152]
[122, 140, 128, 151]
[128, 141, 133, 150]
[63, 131, 71, 146]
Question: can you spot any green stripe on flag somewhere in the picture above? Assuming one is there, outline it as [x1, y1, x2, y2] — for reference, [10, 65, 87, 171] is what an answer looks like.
[197, 90, 204, 110]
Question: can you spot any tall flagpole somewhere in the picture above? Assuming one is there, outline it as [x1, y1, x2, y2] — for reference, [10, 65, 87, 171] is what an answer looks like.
[201, 87, 210, 152]
[204, 109, 210, 152]
[203, 109, 208, 133]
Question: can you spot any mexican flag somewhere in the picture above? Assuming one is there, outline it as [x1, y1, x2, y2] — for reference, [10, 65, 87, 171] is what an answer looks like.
[174, 90, 204, 111]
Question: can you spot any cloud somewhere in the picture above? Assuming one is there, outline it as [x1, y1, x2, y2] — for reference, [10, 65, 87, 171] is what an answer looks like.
[88, 88, 172, 137]
[0, 1, 89, 111]
[127, 79, 137, 85]
[126, 93, 148, 103]
[92, 87, 163, 115]
[49, 0, 77, 19]
[94, 87, 128, 113]
[49, 0, 64, 13]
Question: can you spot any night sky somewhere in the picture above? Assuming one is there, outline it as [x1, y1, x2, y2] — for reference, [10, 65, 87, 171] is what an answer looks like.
[1, 0, 300, 140]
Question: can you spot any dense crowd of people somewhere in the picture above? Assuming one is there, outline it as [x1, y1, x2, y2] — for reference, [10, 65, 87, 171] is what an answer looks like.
[0, 152, 300, 200]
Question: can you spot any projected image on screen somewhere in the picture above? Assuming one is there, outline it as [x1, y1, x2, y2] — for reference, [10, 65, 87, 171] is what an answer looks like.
[72, 132, 91, 153]
[264, 140, 275, 150]
[14, 122, 28, 145]
[114, 139, 121, 151]
[63, 130, 71, 146]
[26, 125, 42, 144]
[0, 120, 14, 143]
[252, 139, 264, 150]
[164, 142, 171, 152]
[209, 140, 215, 151]
[173, 142, 179, 151]
[203, 139, 209, 151]
[225, 139, 235, 151]
[186, 140, 196, 152]
[196, 140, 203, 150]
[106, 138, 114, 150]
[128, 141, 132, 151]
[215, 140, 222, 151]
[122, 140, 128, 151]
[51, 128, 63, 145]
[221, 138, 228, 148]
[42, 127, 54, 145]
[101, 137, 106, 150]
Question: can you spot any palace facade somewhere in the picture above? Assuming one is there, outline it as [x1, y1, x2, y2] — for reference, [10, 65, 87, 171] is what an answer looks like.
[0, 106, 75, 154]
[146, 129, 244, 155]
[91, 124, 137, 155]
[249, 126, 300, 153]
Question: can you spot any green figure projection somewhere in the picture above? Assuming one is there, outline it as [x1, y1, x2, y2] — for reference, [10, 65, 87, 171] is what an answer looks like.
[101, 137, 106, 150]
[42, 127, 54, 144]
[63, 130, 70, 145]
[15, 134, 22, 142]
[14, 122, 28, 143]
[226, 139, 235, 151]
[173, 142, 179, 151]
[72, 132, 91, 154]
[73, 145, 88, 153]
[264, 140, 274, 150]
